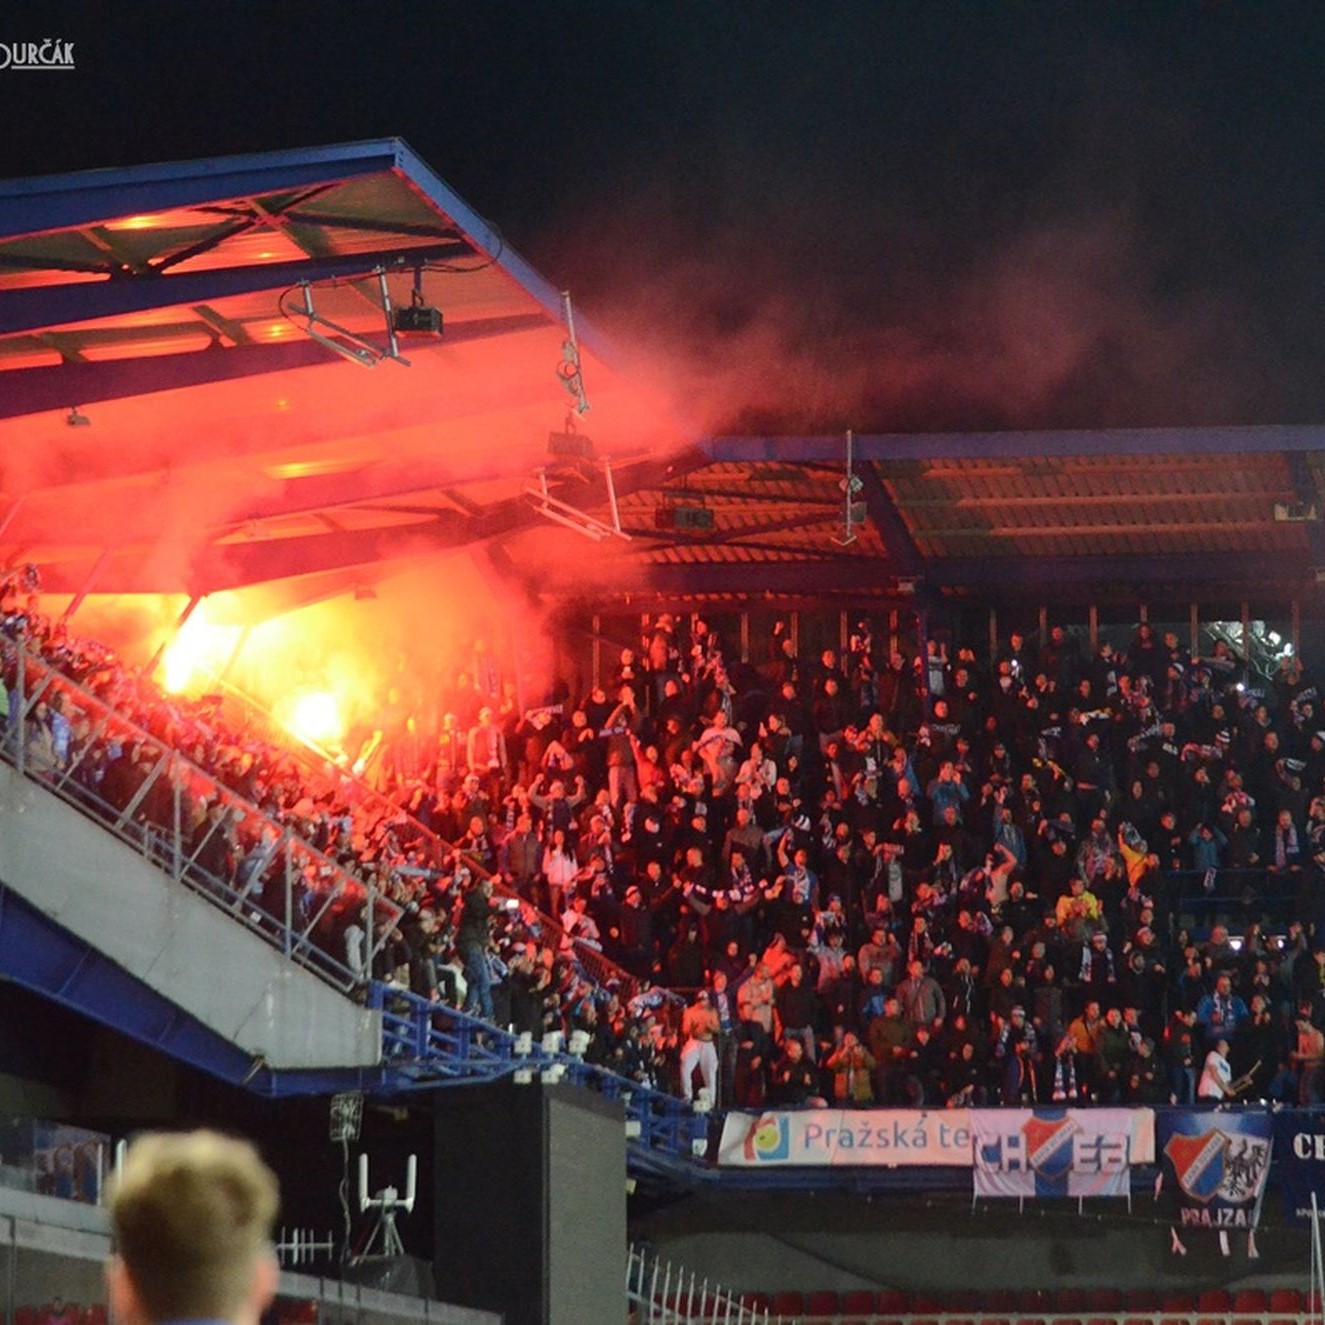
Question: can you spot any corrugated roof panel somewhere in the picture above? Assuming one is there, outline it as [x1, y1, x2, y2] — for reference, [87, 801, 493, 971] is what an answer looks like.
[299, 174, 457, 231]
[163, 227, 313, 273]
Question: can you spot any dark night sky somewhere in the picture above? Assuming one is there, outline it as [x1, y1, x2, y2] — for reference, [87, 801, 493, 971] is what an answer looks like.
[5, 2, 1325, 433]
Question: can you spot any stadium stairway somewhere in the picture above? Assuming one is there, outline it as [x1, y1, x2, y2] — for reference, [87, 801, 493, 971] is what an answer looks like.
[0, 736, 704, 1169]
[0, 755, 380, 1075]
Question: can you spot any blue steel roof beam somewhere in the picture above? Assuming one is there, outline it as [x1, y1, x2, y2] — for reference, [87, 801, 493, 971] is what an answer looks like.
[1286, 452, 1325, 570]
[151, 184, 336, 274]
[0, 140, 405, 243]
[390, 140, 617, 363]
[0, 311, 549, 420]
[0, 240, 472, 338]
[24, 452, 705, 594]
[0, 135, 625, 384]
[704, 428, 1325, 462]
[636, 550, 1311, 598]
[857, 458, 924, 577]
[0, 251, 112, 274]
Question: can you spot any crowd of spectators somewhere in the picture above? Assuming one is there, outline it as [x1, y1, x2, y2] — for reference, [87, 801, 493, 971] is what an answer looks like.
[0, 583, 675, 1092]
[7, 572, 1325, 1111]
[364, 610, 1325, 1111]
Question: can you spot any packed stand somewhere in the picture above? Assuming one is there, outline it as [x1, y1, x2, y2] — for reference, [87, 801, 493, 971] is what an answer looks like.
[8, 568, 1325, 1110]
[286, 606, 1325, 1111]
[0, 580, 675, 1092]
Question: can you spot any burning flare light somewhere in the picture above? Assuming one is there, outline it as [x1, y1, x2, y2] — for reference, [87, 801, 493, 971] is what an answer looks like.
[283, 689, 344, 748]
[161, 611, 239, 694]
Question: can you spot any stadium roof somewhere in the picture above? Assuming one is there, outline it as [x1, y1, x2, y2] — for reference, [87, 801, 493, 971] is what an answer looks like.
[1, 139, 1323, 613]
[548, 427, 1325, 607]
[0, 139, 691, 602]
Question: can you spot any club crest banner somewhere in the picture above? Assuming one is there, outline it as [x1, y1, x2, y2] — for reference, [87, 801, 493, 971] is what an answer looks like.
[1273, 1111, 1325, 1226]
[1158, 1109, 1273, 1230]
[717, 1109, 973, 1167]
[971, 1108, 1152, 1198]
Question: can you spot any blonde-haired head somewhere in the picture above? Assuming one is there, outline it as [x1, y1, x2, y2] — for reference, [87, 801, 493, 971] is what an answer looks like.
[107, 1130, 279, 1325]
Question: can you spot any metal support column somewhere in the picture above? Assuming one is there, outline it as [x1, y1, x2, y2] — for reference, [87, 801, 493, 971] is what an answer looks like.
[0, 497, 24, 542]
[916, 600, 931, 714]
[146, 593, 202, 679]
[59, 548, 113, 624]
[218, 622, 252, 682]
[1241, 600, 1251, 684]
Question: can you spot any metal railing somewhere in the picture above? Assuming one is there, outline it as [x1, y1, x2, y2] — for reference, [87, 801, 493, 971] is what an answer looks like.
[1, 637, 402, 996]
[369, 984, 705, 1158]
[757, 1313, 1317, 1325]
[627, 1245, 776, 1325]
[2, 637, 708, 1159]
[1165, 864, 1300, 929]
[198, 669, 680, 1008]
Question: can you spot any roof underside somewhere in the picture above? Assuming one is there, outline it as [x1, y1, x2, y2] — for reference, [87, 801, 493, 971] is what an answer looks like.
[514, 430, 1325, 606]
[0, 140, 690, 603]
[0, 142, 1322, 613]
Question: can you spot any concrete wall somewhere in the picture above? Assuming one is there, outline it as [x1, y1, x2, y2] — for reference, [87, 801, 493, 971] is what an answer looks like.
[636, 1190, 1312, 1294]
[0, 762, 380, 1070]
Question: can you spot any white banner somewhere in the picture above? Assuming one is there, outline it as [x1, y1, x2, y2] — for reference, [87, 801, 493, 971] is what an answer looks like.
[971, 1108, 1154, 1198]
[718, 1109, 974, 1168]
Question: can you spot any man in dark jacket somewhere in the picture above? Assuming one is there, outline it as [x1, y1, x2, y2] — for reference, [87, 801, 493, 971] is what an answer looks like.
[458, 876, 498, 1022]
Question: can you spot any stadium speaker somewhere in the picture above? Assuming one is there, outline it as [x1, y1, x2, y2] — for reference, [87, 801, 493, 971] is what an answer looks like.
[432, 1082, 625, 1325]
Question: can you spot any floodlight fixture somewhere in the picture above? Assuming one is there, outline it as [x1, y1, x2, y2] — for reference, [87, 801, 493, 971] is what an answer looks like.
[289, 277, 411, 369]
[392, 268, 443, 336]
[526, 459, 631, 543]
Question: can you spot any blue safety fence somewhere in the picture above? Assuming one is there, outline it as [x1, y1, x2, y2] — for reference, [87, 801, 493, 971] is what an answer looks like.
[367, 982, 706, 1162]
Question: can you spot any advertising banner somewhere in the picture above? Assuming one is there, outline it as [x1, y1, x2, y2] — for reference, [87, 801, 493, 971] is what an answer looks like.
[1158, 1109, 1273, 1231]
[717, 1109, 973, 1167]
[1274, 1110, 1325, 1226]
[971, 1108, 1152, 1198]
